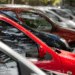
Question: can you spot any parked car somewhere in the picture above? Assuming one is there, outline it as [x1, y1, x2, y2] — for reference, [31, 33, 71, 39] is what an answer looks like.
[0, 8, 75, 48]
[0, 41, 68, 75]
[1, 11, 72, 51]
[48, 8, 75, 24]
[32, 6, 75, 30]
[0, 11, 75, 75]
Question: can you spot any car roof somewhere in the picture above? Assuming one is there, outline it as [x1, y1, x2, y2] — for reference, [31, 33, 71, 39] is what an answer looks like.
[0, 4, 32, 8]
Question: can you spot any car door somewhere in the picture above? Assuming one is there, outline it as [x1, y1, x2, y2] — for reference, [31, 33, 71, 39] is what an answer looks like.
[0, 18, 63, 73]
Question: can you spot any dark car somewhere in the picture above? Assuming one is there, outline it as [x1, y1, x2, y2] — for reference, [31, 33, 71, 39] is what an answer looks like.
[0, 11, 72, 51]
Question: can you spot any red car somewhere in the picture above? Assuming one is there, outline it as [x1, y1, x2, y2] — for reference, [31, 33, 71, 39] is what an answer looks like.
[0, 8, 75, 48]
[0, 11, 75, 75]
[0, 41, 68, 75]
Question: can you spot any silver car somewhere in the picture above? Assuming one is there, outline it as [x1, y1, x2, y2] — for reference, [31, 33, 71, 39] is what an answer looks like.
[32, 6, 75, 30]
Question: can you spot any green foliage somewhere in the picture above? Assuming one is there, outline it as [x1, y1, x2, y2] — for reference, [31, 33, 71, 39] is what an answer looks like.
[53, 0, 61, 5]
[0, 1, 5, 4]
[39, 0, 61, 5]
[39, 0, 50, 3]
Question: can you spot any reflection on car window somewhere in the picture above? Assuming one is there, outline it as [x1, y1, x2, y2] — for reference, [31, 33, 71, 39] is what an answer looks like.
[46, 11, 61, 22]
[64, 9, 73, 14]
[51, 9, 72, 19]
[3, 11, 18, 19]
[1, 21, 38, 57]
[21, 11, 52, 31]
[0, 51, 19, 75]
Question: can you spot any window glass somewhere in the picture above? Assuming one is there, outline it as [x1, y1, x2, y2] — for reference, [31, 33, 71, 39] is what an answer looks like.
[1, 21, 38, 57]
[21, 11, 52, 31]
[0, 51, 19, 75]
[71, 9, 75, 15]
[51, 9, 72, 20]
[3, 11, 18, 19]
[64, 9, 73, 14]
[46, 11, 61, 22]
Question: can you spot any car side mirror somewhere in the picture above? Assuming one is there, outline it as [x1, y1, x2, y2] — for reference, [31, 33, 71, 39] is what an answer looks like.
[38, 46, 46, 58]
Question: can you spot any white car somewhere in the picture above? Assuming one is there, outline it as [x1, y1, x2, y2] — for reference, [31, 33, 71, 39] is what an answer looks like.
[32, 6, 75, 30]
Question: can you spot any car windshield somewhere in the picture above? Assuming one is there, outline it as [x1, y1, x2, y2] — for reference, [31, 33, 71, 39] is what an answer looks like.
[51, 9, 73, 20]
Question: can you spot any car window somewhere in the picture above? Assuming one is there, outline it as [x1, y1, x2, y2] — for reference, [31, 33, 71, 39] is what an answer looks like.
[0, 51, 19, 75]
[21, 11, 52, 31]
[45, 11, 61, 22]
[3, 11, 18, 19]
[0, 20, 38, 58]
[64, 9, 73, 14]
[71, 9, 75, 15]
[51, 9, 73, 20]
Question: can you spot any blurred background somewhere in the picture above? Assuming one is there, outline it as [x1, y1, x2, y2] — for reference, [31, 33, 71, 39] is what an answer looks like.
[0, 0, 75, 7]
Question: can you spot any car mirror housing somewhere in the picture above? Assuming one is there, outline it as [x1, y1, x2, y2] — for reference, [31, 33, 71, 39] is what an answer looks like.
[38, 46, 46, 58]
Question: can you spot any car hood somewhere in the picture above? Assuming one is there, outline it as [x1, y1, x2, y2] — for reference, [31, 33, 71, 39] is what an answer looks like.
[65, 20, 75, 26]
[57, 49, 75, 74]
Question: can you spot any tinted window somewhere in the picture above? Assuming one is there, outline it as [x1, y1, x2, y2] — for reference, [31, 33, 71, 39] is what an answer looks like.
[0, 51, 19, 75]
[51, 9, 73, 20]
[21, 11, 52, 31]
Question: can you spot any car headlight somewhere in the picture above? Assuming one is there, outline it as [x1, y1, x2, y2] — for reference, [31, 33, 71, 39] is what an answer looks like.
[60, 38, 69, 47]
